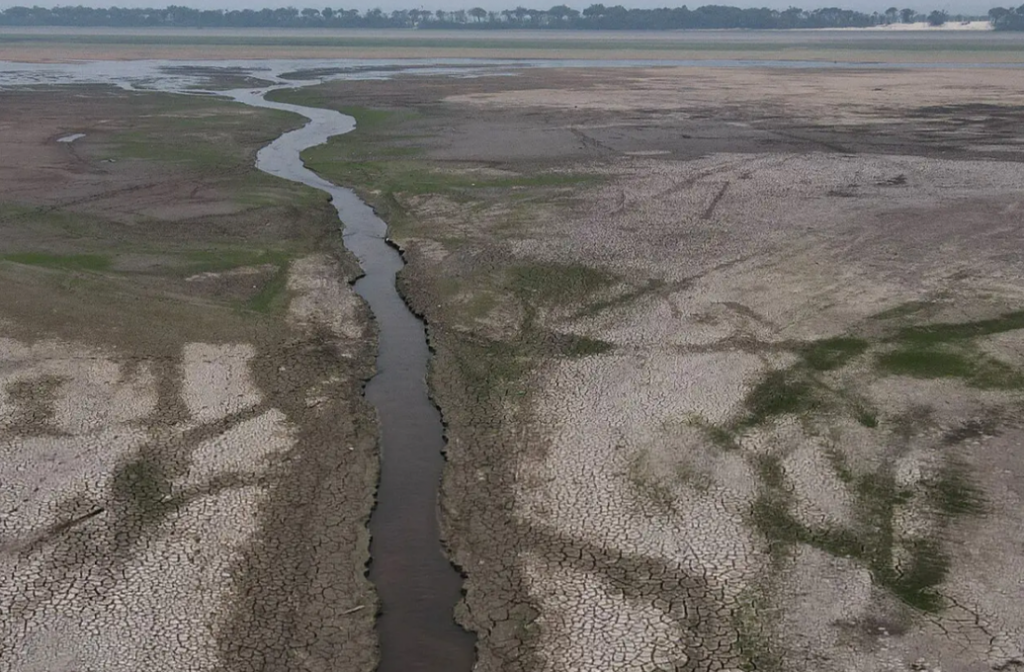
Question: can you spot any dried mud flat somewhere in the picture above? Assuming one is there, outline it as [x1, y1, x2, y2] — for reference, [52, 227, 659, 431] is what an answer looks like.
[0, 87, 377, 671]
[276, 66, 1024, 672]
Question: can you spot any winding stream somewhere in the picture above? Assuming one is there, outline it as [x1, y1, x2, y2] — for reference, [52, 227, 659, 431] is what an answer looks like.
[5, 53, 1023, 671]
[228, 88, 476, 672]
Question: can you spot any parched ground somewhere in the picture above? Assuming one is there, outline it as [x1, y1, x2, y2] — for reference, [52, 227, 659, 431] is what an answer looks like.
[0, 86, 378, 671]
[273, 66, 1024, 672]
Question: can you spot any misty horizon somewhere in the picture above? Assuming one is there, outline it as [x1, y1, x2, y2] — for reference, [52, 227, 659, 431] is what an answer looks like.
[0, 0, 1006, 18]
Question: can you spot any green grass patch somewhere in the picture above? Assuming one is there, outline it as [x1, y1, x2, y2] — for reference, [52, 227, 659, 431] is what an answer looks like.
[3, 252, 111, 272]
[877, 348, 975, 379]
[742, 370, 821, 426]
[575, 278, 666, 319]
[753, 453, 785, 489]
[110, 455, 176, 525]
[246, 261, 291, 313]
[181, 249, 293, 313]
[740, 308, 1007, 612]
[108, 128, 236, 169]
[687, 415, 741, 451]
[101, 101, 301, 171]
[561, 334, 615, 358]
[336, 105, 405, 132]
[303, 152, 596, 200]
[894, 310, 1024, 345]
[751, 459, 953, 612]
[855, 406, 879, 428]
[509, 262, 617, 306]
[287, 103, 600, 230]
[877, 347, 1024, 389]
[926, 458, 987, 517]
[801, 336, 869, 371]
[883, 539, 949, 612]
[824, 445, 855, 484]
[183, 248, 290, 274]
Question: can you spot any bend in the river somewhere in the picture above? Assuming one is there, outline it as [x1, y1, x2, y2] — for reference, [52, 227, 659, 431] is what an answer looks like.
[228, 86, 476, 672]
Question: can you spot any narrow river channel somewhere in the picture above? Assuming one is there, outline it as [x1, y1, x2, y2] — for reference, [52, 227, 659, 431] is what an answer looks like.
[229, 87, 476, 672]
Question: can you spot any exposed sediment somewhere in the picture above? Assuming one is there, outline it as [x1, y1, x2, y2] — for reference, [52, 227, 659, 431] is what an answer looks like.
[0, 83, 379, 672]
[277, 66, 1024, 672]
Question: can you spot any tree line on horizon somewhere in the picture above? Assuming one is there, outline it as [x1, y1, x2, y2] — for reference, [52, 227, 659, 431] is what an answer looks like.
[1, 3, 1019, 30]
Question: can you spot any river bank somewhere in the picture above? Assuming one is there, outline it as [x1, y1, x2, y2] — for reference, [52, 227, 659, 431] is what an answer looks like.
[4, 59, 1024, 672]
[0, 83, 379, 671]
[274, 65, 1024, 672]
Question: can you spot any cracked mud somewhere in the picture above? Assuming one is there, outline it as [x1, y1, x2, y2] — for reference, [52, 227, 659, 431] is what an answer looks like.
[0, 86, 378, 671]
[5, 61, 1024, 672]
[275, 66, 1024, 672]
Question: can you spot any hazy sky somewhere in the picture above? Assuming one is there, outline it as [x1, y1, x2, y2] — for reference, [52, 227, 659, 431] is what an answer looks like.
[1, 0, 1002, 17]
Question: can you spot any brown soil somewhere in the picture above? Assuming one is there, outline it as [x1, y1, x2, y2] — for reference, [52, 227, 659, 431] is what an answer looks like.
[0, 86, 378, 671]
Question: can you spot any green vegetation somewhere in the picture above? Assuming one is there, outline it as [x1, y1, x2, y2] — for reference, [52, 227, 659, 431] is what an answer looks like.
[893, 310, 1024, 344]
[871, 300, 935, 321]
[854, 406, 879, 428]
[332, 105, 405, 132]
[627, 448, 676, 512]
[742, 370, 821, 426]
[926, 456, 987, 517]
[877, 348, 975, 378]
[750, 457, 963, 612]
[183, 249, 295, 313]
[561, 334, 615, 358]
[824, 444, 855, 484]
[106, 106, 300, 170]
[885, 539, 950, 612]
[264, 102, 601, 234]
[183, 248, 291, 274]
[575, 278, 666, 319]
[0, 98, 321, 319]
[734, 583, 784, 672]
[0, 7, 1006, 34]
[687, 415, 741, 451]
[801, 336, 869, 371]
[302, 150, 595, 210]
[871, 308, 1024, 388]
[3, 252, 110, 272]
[733, 307, 1016, 613]
[725, 308, 1024, 429]
[451, 336, 529, 404]
[247, 261, 292, 313]
[509, 262, 617, 306]
[3, 245, 295, 313]
[111, 455, 177, 525]
[110, 129, 225, 168]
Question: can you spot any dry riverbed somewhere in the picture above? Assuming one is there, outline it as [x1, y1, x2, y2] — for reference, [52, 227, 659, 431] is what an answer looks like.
[0, 86, 378, 671]
[272, 66, 1024, 672]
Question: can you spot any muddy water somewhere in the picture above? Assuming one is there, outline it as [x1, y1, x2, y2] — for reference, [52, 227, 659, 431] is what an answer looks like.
[229, 89, 475, 672]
